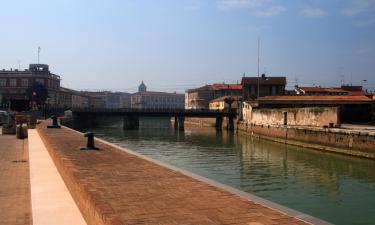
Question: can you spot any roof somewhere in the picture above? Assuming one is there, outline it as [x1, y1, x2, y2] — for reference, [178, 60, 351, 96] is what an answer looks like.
[258, 95, 374, 103]
[299, 87, 347, 93]
[211, 84, 242, 90]
[241, 76, 286, 85]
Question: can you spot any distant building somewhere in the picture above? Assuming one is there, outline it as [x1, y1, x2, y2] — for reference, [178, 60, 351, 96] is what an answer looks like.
[131, 81, 184, 109]
[58, 87, 90, 109]
[209, 96, 242, 111]
[241, 74, 286, 100]
[82, 91, 131, 108]
[185, 83, 242, 109]
[0, 64, 61, 108]
[294, 85, 368, 96]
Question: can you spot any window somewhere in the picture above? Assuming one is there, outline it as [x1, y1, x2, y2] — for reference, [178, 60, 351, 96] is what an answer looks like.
[21, 79, 29, 87]
[10, 79, 17, 86]
[36, 78, 44, 85]
[0, 79, 6, 87]
[271, 86, 277, 95]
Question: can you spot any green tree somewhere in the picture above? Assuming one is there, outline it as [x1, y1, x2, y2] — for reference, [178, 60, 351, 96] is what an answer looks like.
[26, 82, 49, 107]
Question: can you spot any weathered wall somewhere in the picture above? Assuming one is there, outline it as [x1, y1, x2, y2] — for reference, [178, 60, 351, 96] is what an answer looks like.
[238, 123, 375, 158]
[250, 107, 339, 127]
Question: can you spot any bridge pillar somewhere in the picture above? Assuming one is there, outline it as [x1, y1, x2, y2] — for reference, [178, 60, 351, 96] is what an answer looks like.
[123, 116, 139, 130]
[176, 117, 184, 130]
[227, 117, 234, 131]
[215, 117, 223, 130]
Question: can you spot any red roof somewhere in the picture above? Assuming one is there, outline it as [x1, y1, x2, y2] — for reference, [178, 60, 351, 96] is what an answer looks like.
[241, 76, 286, 85]
[211, 84, 242, 90]
[258, 95, 373, 102]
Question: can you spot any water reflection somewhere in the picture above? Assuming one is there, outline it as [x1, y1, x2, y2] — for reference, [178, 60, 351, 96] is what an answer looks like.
[85, 125, 375, 225]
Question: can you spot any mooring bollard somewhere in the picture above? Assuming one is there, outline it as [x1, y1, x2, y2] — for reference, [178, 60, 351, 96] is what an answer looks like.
[47, 115, 61, 128]
[80, 132, 99, 150]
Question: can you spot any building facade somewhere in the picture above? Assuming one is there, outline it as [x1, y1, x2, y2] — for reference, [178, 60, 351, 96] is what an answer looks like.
[0, 64, 61, 108]
[185, 83, 242, 109]
[241, 74, 286, 100]
[131, 81, 184, 109]
[82, 91, 131, 108]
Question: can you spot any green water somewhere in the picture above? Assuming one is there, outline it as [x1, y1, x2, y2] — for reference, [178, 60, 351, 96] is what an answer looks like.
[86, 125, 375, 225]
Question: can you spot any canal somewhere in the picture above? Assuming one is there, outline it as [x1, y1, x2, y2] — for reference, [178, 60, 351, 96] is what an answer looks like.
[85, 124, 375, 225]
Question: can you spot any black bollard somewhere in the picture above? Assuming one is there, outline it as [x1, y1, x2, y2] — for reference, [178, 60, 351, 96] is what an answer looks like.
[80, 132, 99, 150]
[47, 115, 61, 128]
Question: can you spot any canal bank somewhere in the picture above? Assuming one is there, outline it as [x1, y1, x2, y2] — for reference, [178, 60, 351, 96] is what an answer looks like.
[237, 122, 375, 159]
[36, 121, 327, 225]
[185, 117, 375, 160]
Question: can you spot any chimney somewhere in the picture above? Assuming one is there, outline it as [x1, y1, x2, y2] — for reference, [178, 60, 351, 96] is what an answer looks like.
[261, 73, 266, 79]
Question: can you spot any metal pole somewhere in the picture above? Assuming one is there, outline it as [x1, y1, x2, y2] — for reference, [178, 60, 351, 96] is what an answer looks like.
[257, 38, 260, 99]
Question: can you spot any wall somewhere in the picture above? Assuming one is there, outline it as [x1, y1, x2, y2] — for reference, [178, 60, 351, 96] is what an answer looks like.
[237, 123, 375, 159]
[249, 107, 339, 127]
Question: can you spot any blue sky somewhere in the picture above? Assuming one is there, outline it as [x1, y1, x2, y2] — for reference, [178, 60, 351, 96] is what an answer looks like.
[0, 0, 374, 92]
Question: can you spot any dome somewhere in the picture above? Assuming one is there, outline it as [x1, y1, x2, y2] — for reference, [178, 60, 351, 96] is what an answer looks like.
[138, 81, 147, 92]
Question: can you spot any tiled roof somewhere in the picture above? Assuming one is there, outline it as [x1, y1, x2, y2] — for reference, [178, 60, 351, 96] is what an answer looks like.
[211, 84, 242, 90]
[241, 76, 286, 85]
[258, 95, 373, 102]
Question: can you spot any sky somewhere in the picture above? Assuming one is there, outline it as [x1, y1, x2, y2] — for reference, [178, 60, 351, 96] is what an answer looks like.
[0, 0, 374, 93]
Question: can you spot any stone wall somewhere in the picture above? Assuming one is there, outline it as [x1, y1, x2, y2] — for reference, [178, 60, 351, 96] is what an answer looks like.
[238, 123, 375, 159]
[250, 107, 339, 127]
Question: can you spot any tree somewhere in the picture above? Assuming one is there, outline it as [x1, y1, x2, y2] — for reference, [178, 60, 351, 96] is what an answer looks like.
[26, 82, 49, 107]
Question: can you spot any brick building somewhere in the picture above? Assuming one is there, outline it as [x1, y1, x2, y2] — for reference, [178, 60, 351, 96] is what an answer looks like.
[241, 74, 286, 100]
[0, 64, 60, 108]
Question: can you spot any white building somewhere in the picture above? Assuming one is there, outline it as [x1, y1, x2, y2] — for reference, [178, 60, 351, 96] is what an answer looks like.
[131, 81, 184, 109]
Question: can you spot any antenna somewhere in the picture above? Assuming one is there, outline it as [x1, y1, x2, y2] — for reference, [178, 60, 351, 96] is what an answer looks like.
[17, 60, 21, 70]
[38, 46, 41, 64]
[257, 37, 260, 99]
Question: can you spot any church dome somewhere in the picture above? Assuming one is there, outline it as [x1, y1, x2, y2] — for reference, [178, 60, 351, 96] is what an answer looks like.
[138, 81, 147, 92]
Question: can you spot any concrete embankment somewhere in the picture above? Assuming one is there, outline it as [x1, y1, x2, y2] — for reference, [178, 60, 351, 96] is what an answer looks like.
[238, 123, 375, 159]
[35, 121, 329, 225]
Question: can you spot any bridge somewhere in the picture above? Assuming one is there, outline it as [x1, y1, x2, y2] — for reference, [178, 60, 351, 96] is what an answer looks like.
[70, 108, 237, 130]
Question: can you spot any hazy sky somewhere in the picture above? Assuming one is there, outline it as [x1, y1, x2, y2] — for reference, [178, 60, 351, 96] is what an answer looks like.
[1, 0, 374, 92]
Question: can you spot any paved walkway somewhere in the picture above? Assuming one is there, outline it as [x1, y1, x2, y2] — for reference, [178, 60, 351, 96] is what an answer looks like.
[37, 124, 326, 225]
[0, 133, 32, 225]
[28, 129, 86, 225]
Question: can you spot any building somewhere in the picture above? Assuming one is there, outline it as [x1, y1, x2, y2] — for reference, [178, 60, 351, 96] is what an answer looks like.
[58, 87, 90, 109]
[255, 95, 375, 124]
[294, 85, 368, 96]
[131, 81, 184, 109]
[185, 83, 242, 109]
[82, 91, 131, 108]
[0, 64, 61, 109]
[241, 74, 286, 100]
[209, 96, 242, 111]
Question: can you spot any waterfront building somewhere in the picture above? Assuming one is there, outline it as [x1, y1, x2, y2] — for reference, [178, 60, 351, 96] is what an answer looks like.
[185, 83, 242, 109]
[0, 64, 61, 109]
[131, 81, 184, 109]
[209, 96, 242, 111]
[241, 74, 286, 100]
[253, 95, 375, 124]
[58, 87, 90, 109]
[82, 91, 131, 108]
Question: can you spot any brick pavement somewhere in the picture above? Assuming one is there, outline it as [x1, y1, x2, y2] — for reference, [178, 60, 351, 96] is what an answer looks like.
[0, 134, 32, 225]
[37, 123, 314, 225]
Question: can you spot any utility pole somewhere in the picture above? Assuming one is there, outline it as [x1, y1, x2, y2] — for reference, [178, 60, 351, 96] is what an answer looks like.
[257, 38, 260, 99]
